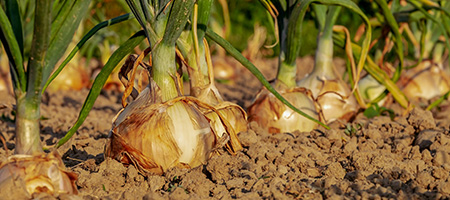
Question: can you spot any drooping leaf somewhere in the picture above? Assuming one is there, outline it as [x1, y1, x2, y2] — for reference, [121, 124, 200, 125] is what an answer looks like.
[56, 31, 146, 148]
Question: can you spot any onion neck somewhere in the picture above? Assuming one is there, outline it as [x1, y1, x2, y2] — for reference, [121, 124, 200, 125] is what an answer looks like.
[277, 61, 297, 88]
[152, 43, 179, 101]
[311, 6, 341, 79]
[187, 41, 210, 97]
[311, 35, 336, 79]
[15, 95, 43, 155]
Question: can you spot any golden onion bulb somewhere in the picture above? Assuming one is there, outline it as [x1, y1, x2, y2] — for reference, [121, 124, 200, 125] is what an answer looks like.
[298, 69, 358, 123]
[0, 152, 77, 198]
[105, 81, 240, 174]
[0, 53, 12, 93]
[248, 84, 318, 134]
[47, 62, 89, 92]
[400, 60, 450, 101]
[194, 83, 248, 135]
[212, 56, 237, 82]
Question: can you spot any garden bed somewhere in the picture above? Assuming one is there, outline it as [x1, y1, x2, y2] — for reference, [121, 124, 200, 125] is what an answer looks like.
[1, 57, 450, 199]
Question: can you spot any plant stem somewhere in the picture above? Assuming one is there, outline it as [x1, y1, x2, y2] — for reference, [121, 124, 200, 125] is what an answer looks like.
[15, 0, 53, 154]
[15, 97, 42, 154]
[276, 62, 297, 88]
[187, 40, 210, 96]
[312, 6, 341, 78]
[153, 43, 179, 101]
[312, 34, 335, 78]
[276, 3, 296, 88]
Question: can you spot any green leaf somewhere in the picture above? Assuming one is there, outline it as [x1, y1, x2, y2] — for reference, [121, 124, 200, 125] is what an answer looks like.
[0, 5, 25, 92]
[426, 91, 450, 111]
[374, 0, 404, 82]
[56, 31, 146, 148]
[205, 28, 329, 129]
[26, 0, 52, 100]
[42, 0, 91, 89]
[162, 0, 195, 45]
[196, 0, 213, 40]
[42, 13, 134, 93]
[363, 104, 395, 120]
[286, 0, 372, 72]
[5, 0, 23, 52]
[126, 0, 157, 46]
[50, 1, 75, 39]
[363, 105, 379, 119]
[409, 0, 450, 63]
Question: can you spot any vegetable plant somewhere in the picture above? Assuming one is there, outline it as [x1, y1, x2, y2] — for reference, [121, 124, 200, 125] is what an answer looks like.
[0, 0, 90, 196]
[248, 0, 372, 133]
[104, 0, 246, 175]
[398, 0, 450, 103]
[104, 0, 333, 174]
[0, 0, 143, 197]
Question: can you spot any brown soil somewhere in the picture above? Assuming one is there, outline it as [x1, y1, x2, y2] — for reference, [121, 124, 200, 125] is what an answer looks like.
[1, 57, 450, 199]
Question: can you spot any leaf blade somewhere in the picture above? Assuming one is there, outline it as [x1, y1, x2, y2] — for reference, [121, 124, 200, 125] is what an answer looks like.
[56, 31, 146, 148]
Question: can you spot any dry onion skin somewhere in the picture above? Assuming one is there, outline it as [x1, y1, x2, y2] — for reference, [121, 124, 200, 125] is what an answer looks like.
[105, 81, 242, 175]
[248, 85, 318, 134]
[308, 78, 358, 123]
[0, 152, 77, 198]
[400, 60, 450, 101]
[297, 45, 358, 123]
[185, 39, 248, 150]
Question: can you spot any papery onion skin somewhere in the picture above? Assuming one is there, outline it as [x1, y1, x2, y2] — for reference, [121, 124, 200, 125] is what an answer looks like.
[0, 151, 78, 198]
[105, 81, 224, 175]
[400, 60, 450, 101]
[313, 79, 358, 123]
[248, 86, 318, 134]
[105, 99, 216, 175]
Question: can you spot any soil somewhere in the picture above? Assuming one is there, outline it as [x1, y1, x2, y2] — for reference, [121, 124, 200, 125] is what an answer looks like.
[1, 56, 450, 199]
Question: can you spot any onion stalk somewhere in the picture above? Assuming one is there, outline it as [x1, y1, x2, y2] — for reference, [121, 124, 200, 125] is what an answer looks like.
[297, 5, 358, 123]
[247, 1, 319, 133]
[105, 0, 244, 174]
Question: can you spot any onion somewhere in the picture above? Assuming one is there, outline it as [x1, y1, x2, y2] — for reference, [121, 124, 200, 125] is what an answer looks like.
[0, 52, 12, 93]
[297, 31, 358, 123]
[212, 56, 237, 82]
[47, 62, 89, 92]
[248, 83, 318, 133]
[0, 152, 77, 197]
[400, 60, 450, 101]
[105, 80, 240, 174]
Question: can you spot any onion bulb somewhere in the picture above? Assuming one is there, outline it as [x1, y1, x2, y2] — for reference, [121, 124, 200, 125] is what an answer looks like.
[298, 73, 358, 123]
[212, 56, 237, 82]
[0, 152, 77, 198]
[297, 38, 358, 123]
[47, 62, 89, 92]
[248, 83, 318, 134]
[187, 39, 248, 150]
[400, 60, 450, 101]
[105, 80, 241, 174]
